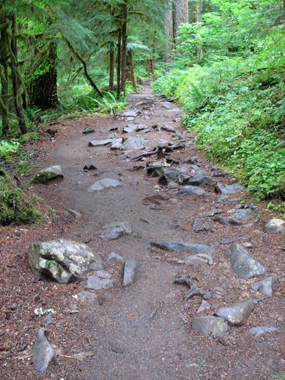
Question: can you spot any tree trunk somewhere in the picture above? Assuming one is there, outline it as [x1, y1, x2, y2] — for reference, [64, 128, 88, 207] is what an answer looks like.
[164, 1, 174, 64]
[196, 1, 203, 57]
[28, 41, 59, 109]
[126, 50, 136, 89]
[117, 31, 121, 98]
[109, 42, 115, 91]
[121, 0, 128, 95]
[173, 0, 188, 45]
[0, 11, 10, 135]
[10, 12, 27, 135]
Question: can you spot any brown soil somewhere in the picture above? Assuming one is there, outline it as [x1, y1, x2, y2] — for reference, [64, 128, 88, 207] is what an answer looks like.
[1, 82, 285, 380]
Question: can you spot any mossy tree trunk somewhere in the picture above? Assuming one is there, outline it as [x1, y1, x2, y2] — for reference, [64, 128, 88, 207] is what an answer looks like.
[116, 30, 121, 98]
[109, 42, 115, 91]
[121, 0, 128, 95]
[0, 9, 10, 135]
[28, 41, 59, 109]
[10, 12, 27, 134]
[173, 0, 188, 45]
[126, 50, 136, 89]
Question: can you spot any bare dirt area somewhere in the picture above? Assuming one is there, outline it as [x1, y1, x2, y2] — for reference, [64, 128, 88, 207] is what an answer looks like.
[1, 82, 285, 380]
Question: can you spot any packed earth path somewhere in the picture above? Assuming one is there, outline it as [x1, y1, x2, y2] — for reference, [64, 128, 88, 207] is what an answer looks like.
[1, 81, 285, 380]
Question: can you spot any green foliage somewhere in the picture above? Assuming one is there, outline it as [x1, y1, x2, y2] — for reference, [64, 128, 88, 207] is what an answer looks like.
[0, 139, 20, 157]
[153, 34, 285, 199]
[0, 169, 43, 225]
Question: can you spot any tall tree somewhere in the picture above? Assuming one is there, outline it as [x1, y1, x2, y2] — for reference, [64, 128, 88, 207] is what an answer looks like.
[164, 1, 173, 64]
[173, 0, 188, 44]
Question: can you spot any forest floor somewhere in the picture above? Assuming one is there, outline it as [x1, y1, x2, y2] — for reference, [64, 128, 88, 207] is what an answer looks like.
[0, 82, 285, 380]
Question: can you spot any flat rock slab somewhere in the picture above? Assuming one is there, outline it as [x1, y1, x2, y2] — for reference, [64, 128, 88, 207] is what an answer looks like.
[83, 127, 95, 134]
[123, 124, 148, 133]
[123, 259, 142, 287]
[123, 109, 138, 117]
[184, 253, 213, 265]
[225, 244, 267, 280]
[122, 136, 148, 150]
[251, 275, 278, 297]
[178, 186, 205, 196]
[106, 252, 124, 264]
[231, 209, 252, 222]
[87, 178, 121, 192]
[97, 221, 132, 241]
[188, 170, 212, 186]
[192, 316, 228, 337]
[31, 165, 63, 183]
[110, 138, 123, 150]
[77, 291, 97, 301]
[81, 275, 113, 290]
[197, 300, 211, 313]
[88, 139, 114, 147]
[151, 241, 216, 254]
[248, 326, 278, 337]
[28, 239, 104, 284]
[263, 219, 285, 234]
[215, 299, 254, 326]
[215, 182, 245, 195]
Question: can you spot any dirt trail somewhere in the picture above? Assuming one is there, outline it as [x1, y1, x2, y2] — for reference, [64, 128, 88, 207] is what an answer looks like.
[3, 82, 284, 379]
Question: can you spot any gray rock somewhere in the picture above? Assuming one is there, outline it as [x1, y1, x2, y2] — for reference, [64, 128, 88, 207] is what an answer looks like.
[87, 178, 121, 192]
[216, 195, 229, 204]
[230, 209, 252, 222]
[167, 181, 178, 189]
[178, 173, 191, 185]
[83, 126, 95, 134]
[123, 124, 138, 133]
[77, 291, 97, 301]
[178, 186, 205, 196]
[158, 168, 180, 185]
[263, 219, 285, 234]
[225, 244, 267, 280]
[248, 326, 278, 337]
[188, 170, 212, 186]
[65, 209, 82, 220]
[150, 241, 216, 254]
[81, 275, 113, 290]
[192, 316, 228, 337]
[122, 136, 148, 150]
[31, 328, 55, 373]
[88, 139, 113, 147]
[197, 300, 211, 313]
[123, 109, 138, 117]
[106, 252, 124, 264]
[28, 239, 104, 284]
[228, 217, 243, 226]
[83, 164, 97, 170]
[215, 183, 245, 195]
[31, 165, 63, 183]
[251, 276, 279, 297]
[215, 299, 254, 326]
[123, 259, 142, 287]
[110, 138, 123, 149]
[185, 253, 213, 265]
[212, 215, 230, 225]
[97, 221, 132, 241]
[161, 102, 171, 109]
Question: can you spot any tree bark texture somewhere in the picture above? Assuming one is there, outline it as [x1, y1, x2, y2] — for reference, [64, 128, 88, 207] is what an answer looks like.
[195, 1, 203, 57]
[116, 31, 121, 97]
[28, 41, 59, 109]
[173, 0, 188, 45]
[164, 2, 174, 64]
[10, 12, 27, 135]
[0, 12, 10, 134]
[109, 42, 115, 90]
[126, 50, 136, 89]
[121, 0, 128, 95]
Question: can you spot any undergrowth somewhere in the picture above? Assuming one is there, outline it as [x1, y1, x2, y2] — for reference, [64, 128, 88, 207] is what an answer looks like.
[153, 57, 285, 200]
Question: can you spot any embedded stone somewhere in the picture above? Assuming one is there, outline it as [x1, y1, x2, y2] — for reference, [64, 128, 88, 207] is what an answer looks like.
[150, 241, 216, 254]
[215, 299, 254, 326]
[31, 165, 63, 183]
[192, 316, 228, 337]
[225, 244, 267, 280]
[188, 170, 212, 186]
[248, 326, 278, 337]
[106, 252, 124, 264]
[97, 221, 132, 241]
[263, 219, 285, 234]
[87, 178, 121, 192]
[123, 259, 142, 287]
[28, 239, 104, 284]
[178, 186, 205, 196]
[230, 209, 252, 222]
[251, 275, 279, 297]
[215, 183, 245, 195]
[88, 139, 113, 147]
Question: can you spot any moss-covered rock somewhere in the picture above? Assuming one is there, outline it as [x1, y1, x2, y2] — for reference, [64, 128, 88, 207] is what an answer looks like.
[31, 165, 63, 183]
[0, 168, 43, 225]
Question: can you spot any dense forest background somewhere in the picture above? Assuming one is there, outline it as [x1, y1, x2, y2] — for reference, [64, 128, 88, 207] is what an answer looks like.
[1, 0, 285, 205]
